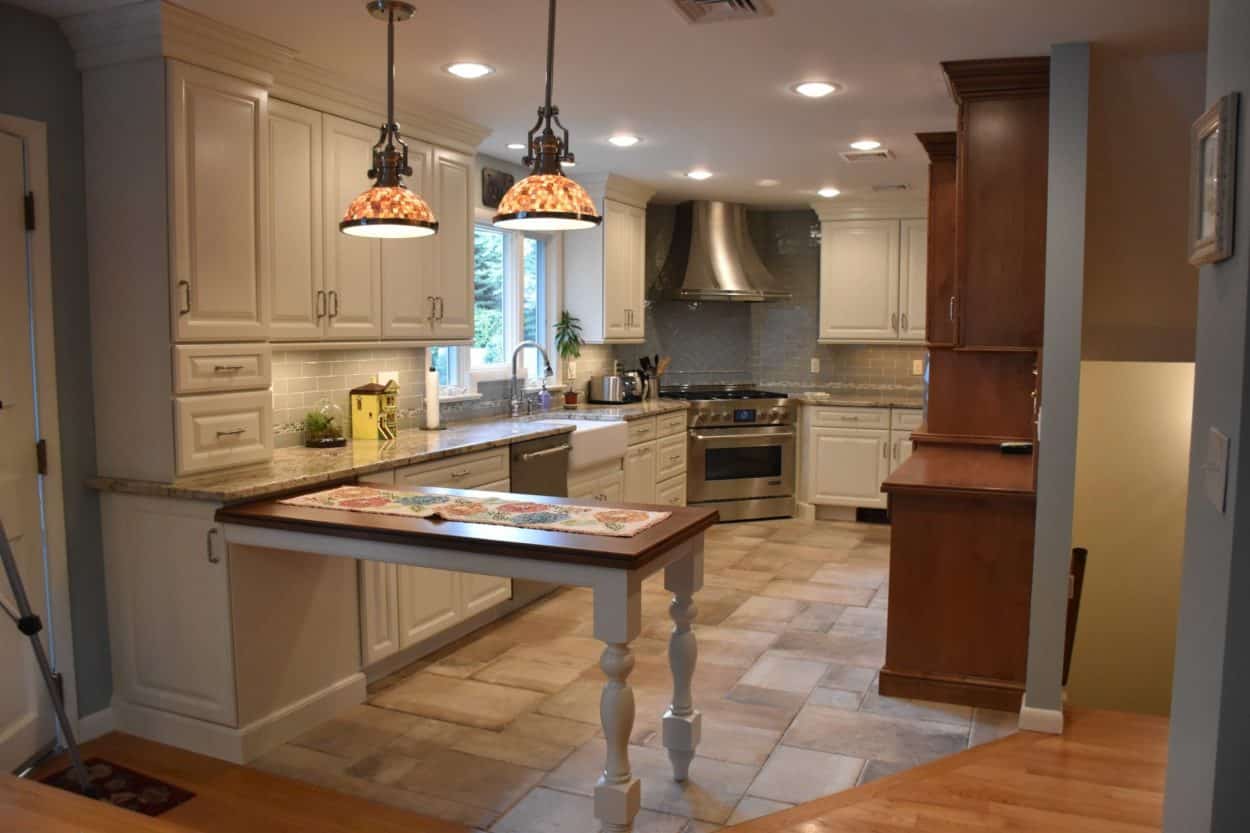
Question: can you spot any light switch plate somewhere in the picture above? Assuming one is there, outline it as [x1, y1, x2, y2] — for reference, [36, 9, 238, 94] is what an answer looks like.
[1205, 427, 1229, 513]
[912, 359, 924, 376]
[810, 357, 820, 374]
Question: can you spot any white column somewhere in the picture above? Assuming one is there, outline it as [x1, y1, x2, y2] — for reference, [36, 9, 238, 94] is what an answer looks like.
[593, 573, 642, 833]
[663, 539, 704, 781]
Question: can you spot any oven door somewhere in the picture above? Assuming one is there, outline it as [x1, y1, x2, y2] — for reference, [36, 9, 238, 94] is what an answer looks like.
[688, 425, 796, 503]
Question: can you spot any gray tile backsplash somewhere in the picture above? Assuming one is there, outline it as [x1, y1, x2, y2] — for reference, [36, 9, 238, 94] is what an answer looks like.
[616, 206, 926, 394]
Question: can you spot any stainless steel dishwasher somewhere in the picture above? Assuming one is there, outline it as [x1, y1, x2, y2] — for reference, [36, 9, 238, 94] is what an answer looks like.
[509, 432, 571, 497]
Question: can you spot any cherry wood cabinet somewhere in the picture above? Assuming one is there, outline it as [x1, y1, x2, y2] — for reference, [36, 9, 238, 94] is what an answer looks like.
[916, 132, 958, 347]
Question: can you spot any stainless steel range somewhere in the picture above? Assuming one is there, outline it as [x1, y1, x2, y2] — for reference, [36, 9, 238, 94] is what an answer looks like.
[660, 385, 797, 522]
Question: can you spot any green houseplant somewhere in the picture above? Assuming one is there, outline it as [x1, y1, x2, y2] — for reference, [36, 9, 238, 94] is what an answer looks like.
[554, 310, 583, 407]
[303, 401, 346, 448]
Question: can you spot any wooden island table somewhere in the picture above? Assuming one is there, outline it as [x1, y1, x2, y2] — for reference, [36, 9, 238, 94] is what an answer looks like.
[217, 486, 717, 833]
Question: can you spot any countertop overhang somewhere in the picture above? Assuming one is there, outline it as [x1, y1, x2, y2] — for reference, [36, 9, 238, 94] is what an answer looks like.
[882, 445, 1036, 497]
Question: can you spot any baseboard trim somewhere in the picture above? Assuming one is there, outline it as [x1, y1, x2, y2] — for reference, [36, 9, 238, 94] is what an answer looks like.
[795, 502, 816, 521]
[879, 668, 1024, 711]
[813, 504, 858, 522]
[1018, 695, 1064, 734]
[77, 707, 116, 742]
[112, 673, 366, 764]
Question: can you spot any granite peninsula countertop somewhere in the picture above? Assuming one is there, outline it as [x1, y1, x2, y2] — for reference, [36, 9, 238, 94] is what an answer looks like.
[792, 391, 925, 409]
[88, 400, 690, 504]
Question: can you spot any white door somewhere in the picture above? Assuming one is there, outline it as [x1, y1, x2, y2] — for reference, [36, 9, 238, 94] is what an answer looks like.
[267, 100, 324, 341]
[623, 441, 657, 503]
[430, 148, 474, 341]
[380, 139, 436, 340]
[323, 115, 382, 340]
[818, 220, 900, 342]
[396, 566, 461, 649]
[808, 428, 890, 508]
[602, 199, 633, 341]
[168, 61, 270, 343]
[899, 219, 927, 342]
[0, 130, 56, 769]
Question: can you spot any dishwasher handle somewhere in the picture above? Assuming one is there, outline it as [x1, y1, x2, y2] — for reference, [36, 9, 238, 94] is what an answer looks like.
[520, 443, 572, 462]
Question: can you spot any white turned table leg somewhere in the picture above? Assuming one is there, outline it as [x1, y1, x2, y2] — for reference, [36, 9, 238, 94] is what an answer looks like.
[593, 575, 643, 833]
[663, 540, 704, 782]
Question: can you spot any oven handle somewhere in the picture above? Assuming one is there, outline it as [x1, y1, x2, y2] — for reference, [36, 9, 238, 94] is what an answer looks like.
[691, 431, 795, 442]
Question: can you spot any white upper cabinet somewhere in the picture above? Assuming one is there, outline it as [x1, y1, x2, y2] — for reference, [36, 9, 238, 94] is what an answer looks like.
[380, 140, 437, 340]
[564, 175, 654, 344]
[267, 100, 324, 341]
[899, 219, 928, 342]
[168, 61, 269, 342]
[817, 218, 926, 344]
[322, 115, 383, 340]
[428, 148, 474, 342]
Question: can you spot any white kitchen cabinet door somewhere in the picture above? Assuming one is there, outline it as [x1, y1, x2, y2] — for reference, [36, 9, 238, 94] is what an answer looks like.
[890, 432, 915, 476]
[396, 566, 461, 649]
[623, 441, 657, 503]
[602, 199, 634, 341]
[622, 202, 647, 336]
[267, 100, 324, 341]
[818, 220, 900, 342]
[322, 115, 382, 340]
[168, 61, 269, 343]
[808, 427, 890, 509]
[359, 561, 401, 665]
[380, 140, 436, 340]
[899, 219, 928, 342]
[461, 573, 513, 618]
[429, 148, 474, 341]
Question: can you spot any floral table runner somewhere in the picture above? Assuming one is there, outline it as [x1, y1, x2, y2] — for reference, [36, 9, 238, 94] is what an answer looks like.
[278, 485, 671, 538]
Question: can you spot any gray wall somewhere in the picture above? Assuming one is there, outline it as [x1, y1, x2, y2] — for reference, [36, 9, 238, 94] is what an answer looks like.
[1165, 0, 1250, 828]
[1025, 43, 1091, 720]
[0, 3, 110, 717]
[616, 206, 925, 392]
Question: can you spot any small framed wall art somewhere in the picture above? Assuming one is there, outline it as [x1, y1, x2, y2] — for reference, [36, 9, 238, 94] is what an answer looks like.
[1188, 92, 1239, 266]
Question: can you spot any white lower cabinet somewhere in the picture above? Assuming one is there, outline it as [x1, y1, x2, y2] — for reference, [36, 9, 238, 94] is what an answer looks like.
[802, 406, 922, 510]
[358, 455, 513, 667]
[656, 473, 687, 507]
[569, 460, 625, 503]
[623, 441, 657, 503]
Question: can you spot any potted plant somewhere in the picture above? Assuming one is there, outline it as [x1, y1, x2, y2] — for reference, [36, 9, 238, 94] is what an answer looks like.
[554, 310, 583, 408]
[303, 402, 347, 448]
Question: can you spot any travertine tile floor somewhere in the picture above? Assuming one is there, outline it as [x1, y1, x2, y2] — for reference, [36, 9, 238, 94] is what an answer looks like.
[252, 517, 1018, 832]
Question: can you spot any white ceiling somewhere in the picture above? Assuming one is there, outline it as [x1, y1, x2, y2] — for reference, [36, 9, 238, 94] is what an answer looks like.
[20, 0, 1207, 207]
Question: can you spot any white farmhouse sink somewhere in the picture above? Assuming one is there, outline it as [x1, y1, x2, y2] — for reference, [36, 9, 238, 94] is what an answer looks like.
[559, 419, 629, 472]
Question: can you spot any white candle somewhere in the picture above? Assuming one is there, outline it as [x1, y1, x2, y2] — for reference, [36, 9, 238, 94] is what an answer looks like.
[424, 366, 440, 430]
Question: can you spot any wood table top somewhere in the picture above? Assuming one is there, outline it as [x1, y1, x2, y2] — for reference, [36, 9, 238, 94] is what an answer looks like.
[217, 486, 719, 571]
[882, 444, 1036, 497]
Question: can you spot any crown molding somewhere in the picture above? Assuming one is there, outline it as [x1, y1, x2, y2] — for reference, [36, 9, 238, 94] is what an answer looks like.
[916, 131, 957, 163]
[942, 56, 1050, 103]
[59, 0, 490, 151]
[811, 191, 927, 222]
[575, 173, 657, 208]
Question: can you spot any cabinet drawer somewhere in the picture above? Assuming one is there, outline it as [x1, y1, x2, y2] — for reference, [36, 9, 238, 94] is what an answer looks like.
[810, 407, 890, 430]
[656, 433, 687, 481]
[627, 417, 657, 445]
[173, 344, 272, 394]
[656, 473, 687, 507]
[891, 408, 923, 431]
[175, 391, 273, 475]
[394, 447, 509, 490]
[657, 411, 687, 437]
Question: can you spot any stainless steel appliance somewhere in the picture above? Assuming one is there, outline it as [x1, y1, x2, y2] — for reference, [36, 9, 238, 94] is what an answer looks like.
[509, 434, 571, 497]
[661, 385, 797, 521]
[587, 374, 645, 404]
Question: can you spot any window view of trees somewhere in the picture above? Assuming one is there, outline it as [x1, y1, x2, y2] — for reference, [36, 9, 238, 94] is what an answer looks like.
[473, 227, 507, 365]
[523, 237, 543, 345]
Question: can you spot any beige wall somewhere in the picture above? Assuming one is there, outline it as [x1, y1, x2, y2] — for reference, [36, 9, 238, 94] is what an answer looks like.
[1082, 47, 1205, 361]
[1068, 361, 1193, 715]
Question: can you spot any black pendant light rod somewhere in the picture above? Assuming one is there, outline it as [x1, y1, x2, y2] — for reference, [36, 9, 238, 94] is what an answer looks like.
[521, 0, 574, 174]
[542, 0, 556, 130]
[387, 3, 396, 131]
[366, 0, 413, 186]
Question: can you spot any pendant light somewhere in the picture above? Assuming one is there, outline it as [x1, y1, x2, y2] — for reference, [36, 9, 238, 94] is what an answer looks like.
[340, 0, 438, 239]
[493, 0, 601, 231]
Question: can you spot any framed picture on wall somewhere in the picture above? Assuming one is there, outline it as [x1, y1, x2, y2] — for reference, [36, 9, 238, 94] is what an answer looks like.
[1188, 92, 1239, 266]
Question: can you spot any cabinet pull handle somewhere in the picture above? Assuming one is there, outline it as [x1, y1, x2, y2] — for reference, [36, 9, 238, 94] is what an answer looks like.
[206, 528, 221, 564]
[437, 296, 445, 321]
[882, 442, 889, 460]
[428, 295, 437, 321]
[900, 313, 908, 332]
[450, 468, 471, 478]
[948, 295, 956, 322]
[329, 290, 340, 319]
[216, 428, 246, 438]
[316, 290, 327, 320]
[177, 280, 191, 315]
[892, 442, 898, 461]
[213, 364, 244, 373]
[520, 443, 572, 462]
[891, 312, 898, 332]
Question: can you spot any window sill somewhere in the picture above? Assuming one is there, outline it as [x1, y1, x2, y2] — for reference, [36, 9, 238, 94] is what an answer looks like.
[436, 391, 482, 404]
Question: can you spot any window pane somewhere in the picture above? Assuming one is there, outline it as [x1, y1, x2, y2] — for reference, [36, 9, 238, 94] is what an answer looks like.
[429, 346, 454, 386]
[522, 237, 545, 346]
[473, 226, 507, 366]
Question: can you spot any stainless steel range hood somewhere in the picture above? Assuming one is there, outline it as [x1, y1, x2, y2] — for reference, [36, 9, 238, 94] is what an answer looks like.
[654, 201, 790, 302]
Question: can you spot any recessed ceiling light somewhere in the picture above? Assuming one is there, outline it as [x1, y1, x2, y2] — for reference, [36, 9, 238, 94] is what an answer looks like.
[793, 81, 840, 99]
[817, 187, 841, 198]
[445, 62, 494, 79]
[757, 178, 780, 187]
[506, 142, 527, 150]
[686, 169, 713, 181]
[609, 134, 640, 147]
[850, 139, 882, 151]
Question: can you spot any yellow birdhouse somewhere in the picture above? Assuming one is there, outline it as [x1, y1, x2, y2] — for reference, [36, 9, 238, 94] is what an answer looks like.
[350, 379, 399, 440]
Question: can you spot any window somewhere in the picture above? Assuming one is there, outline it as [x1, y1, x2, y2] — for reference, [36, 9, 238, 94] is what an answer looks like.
[433, 224, 558, 395]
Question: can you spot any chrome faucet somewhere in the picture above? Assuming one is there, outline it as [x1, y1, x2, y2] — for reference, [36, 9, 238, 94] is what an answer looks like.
[510, 340, 554, 417]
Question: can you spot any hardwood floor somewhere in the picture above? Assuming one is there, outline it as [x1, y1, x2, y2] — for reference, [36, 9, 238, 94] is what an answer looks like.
[13, 732, 467, 833]
[722, 708, 1169, 832]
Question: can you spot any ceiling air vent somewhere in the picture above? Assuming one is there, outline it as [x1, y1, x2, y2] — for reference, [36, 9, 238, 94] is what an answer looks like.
[839, 149, 895, 163]
[672, 0, 774, 24]
[872, 183, 911, 192]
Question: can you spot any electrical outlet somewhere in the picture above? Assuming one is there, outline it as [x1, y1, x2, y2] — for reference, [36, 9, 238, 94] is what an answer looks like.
[810, 357, 820, 374]
[912, 359, 924, 376]
[567, 361, 576, 380]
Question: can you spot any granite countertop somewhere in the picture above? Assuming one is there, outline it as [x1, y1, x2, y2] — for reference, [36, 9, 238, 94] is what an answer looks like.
[792, 391, 925, 409]
[533, 399, 688, 422]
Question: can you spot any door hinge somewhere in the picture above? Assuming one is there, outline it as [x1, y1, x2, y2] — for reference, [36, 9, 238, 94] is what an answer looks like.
[35, 439, 48, 475]
[24, 192, 35, 231]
